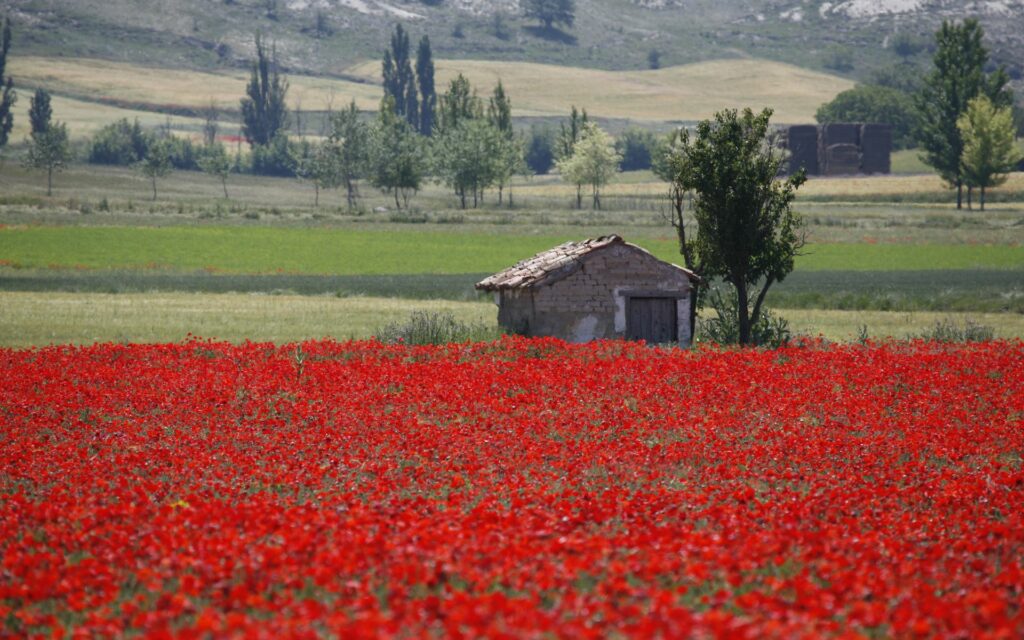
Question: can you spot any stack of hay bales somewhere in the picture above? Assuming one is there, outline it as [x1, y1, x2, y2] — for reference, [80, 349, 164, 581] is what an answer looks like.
[786, 125, 819, 175]
[859, 124, 892, 174]
[819, 123, 861, 176]
[780, 123, 892, 176]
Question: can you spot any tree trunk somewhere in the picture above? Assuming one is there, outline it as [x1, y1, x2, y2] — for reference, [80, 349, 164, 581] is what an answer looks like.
[345, 180, 355, 209]
[459, 187, 466, 209]
[314, 184, 320, 208]
[966, 185, 973, 210]
[980, 186, 986, 211]
[498, 184, 503, 205]
[222, 177, 229, 200]
[152, 176, 157, 201]
[394, 190, 401, 210]
[592, 184, 600, 210]
[956, 181, 963, 210]
[575, 184, 582, 209]
[736, 280, 751, 346]
[47, 166, 53, 197]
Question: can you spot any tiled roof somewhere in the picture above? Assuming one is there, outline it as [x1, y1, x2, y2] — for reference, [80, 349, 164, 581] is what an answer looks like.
[475, 235, 697, 291]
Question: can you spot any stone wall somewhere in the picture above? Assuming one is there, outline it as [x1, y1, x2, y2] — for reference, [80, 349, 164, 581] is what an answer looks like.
[498, 244, 694, 345]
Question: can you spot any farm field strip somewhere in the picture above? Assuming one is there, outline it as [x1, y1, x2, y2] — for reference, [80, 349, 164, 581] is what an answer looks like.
[2, 339, 1022, 635]
[2, 226, 1023, 274]
[1, 291, 1022, 347]
[11, 55, 852, 124]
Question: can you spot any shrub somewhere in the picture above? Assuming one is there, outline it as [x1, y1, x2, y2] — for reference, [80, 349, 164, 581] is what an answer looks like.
[912, 318, 995, 342]
[375, 311, 500, 345]
[698, 286, 791, 348]
[88, 118, 151, 165]
[250, 134, 297, 177]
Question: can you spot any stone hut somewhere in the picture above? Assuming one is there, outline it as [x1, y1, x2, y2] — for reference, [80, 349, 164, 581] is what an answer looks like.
[476, 235, 700, 345]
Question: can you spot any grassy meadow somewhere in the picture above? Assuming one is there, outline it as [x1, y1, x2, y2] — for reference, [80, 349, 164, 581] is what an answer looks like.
[2, 290, 1020, 348]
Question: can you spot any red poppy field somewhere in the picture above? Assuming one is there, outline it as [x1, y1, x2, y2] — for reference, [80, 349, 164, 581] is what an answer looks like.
[2, 338, 1023, 638]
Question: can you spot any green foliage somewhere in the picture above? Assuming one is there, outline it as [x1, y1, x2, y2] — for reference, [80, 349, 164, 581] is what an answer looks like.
[28, 89, 51, 137]
[647, 48, 661, 70]
[296, 139, 342, 207]
[329, 100, 371, 208]
[699, 285, 790, 348]
[135, 139, 172, 201]
[673, 107, 805, 346]
[957, 96, 1022, 210]
[823, 47, 854, 73]
[24, 122, 71, 196]
[240, 32, 289, 147]
[250, 134, 296, 177]
[522, 0, 575, 31]
[416, 36, 436, 136]
[615, 128, 657, 171]
[435, 73, 482, 136]
[525, 125, 554, 174]
[88, 118, 151, 166]
[816, 84, 917, 149]
[0, 15, 14, 152]
[197, 142, 231, 199]
[434, 119, 503, 208]
[869, 63, 923, 94]
[890, 32, 926, 60]
[487, 81, 513, 137]
[555, 105, 587, 161]
[370, 96, 427, 209]
[556, 122, 620, 210]
[382, 25, 417, 129]
[374, 310, 500, 345]
[911, 317, 994, 342]
[914, 19, 1011, 208]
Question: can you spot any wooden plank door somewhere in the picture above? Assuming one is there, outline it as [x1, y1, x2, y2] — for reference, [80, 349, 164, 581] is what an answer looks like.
[627, 297, 678, 344]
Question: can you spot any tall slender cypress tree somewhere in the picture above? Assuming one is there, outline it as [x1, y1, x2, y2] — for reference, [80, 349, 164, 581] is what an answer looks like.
[240, 32, 290, 147]
[382, 25, 416, 127]
[416, 36, 435, 136]
[0, 15, 17, 152]
[29, 89, 52, 137]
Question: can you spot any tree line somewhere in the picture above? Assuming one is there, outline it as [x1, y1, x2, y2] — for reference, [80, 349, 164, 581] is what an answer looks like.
[816, 19, 1021, 209]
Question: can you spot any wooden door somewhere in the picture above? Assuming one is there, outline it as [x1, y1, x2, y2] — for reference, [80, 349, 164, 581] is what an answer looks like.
[627, 297, 678, 344]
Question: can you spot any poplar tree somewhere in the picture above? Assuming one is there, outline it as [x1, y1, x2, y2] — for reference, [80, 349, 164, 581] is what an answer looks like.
[0, 15, 16, 153]
[435, 74, 482, 136]
[915, 19, 1011, 209]
[957, 96, 1022, 211]
[488, 81, 520, 205]
[556, 122, 620, 210]
[240, 33, 289, 147]
[370, 96, 425, 210]
[28, 89, 51, 136]
[24, 99, 69, 197]
[556, 105, 588, 208]
[382, 24, 416, 127]
[416, 36, 435, 136]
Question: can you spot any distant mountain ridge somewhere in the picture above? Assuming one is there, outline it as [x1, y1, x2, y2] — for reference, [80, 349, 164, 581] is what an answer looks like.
[5, 0, 1023, 90]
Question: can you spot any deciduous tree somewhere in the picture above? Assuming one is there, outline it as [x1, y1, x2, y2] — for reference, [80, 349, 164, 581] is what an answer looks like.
[198, 142, 231, 199]
[915, 19, 1011, 209]
[136, 139, 173, 201]
[522, 0, 574, 31]
[329, 100, 371, 209]
[370, 96, 426, 210]
[24, 121, 70, 196]
[957, 96, 1022, 211]
[673, 107, 805, 346]
[556, 122, 620, 210]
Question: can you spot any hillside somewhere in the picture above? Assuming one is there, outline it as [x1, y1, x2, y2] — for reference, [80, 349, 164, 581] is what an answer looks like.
[10, 55, 852, 133]
[5, 0, 1024, 86]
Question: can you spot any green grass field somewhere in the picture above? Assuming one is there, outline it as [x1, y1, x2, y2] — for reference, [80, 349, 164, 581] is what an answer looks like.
[1, 226, 1022, 274]
[1, 291, 1020, 348]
